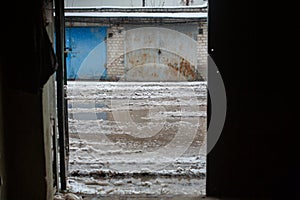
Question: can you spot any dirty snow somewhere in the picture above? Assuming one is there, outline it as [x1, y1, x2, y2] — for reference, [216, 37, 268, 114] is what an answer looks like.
[66, 81, 207, 196]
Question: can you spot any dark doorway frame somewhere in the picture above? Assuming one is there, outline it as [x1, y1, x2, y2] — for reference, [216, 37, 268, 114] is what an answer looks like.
[55, 0, 286, 199]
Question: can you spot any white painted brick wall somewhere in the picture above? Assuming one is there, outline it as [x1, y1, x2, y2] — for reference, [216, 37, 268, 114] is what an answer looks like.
[107, 26, 125, 80]
[197, 22, 207, 80]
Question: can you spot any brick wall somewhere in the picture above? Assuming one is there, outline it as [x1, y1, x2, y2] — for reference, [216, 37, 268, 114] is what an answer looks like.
[197, 22, 208, 80]
[106, 26, 125, 80]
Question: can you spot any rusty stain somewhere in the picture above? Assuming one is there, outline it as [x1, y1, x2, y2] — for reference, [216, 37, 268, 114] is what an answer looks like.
[127, 51, 149, 66]
[124, 49, 199, 80]
[179, 58, 196, 79]
[128, 57, 135, 65]
[152, 73, 159, 78]
[167, 58, 196, 80]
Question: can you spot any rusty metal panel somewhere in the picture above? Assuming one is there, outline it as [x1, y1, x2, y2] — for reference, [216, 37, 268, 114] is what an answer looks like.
[124, 25, 201, 81]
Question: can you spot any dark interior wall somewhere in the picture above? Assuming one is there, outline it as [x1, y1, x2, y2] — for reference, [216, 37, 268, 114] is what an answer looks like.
[1, 88, 47, 200]
[0, 58, 55, 200]
[0, 0, 57, 199]
[207, 0, 293, 198]
[0, 0, 296, 199]
[0, 68, 6, 200]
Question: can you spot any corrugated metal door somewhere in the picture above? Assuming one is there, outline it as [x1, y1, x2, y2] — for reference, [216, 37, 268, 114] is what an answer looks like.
[66, 27, 107, 80]
[124, 25, 198, 81]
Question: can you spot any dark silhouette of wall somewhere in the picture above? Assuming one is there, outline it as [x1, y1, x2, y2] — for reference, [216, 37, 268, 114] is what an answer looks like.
[207, 0, 295, 198]
[0, 0, 296, 199]
[0, 0, 56, 199]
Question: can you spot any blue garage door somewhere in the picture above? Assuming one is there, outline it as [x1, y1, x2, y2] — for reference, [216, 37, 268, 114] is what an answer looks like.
[66, 27, 107, 80]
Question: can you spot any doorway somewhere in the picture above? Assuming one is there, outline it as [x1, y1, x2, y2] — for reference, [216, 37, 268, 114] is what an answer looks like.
[59, 0, 208, 198]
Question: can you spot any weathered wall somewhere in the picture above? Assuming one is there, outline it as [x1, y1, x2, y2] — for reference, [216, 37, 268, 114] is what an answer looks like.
[44, 8, 56, 199]
[123, 25, 196, 81]
[64, 0, 206, 7]
[42, 76, 56, 200]
[106, 23, 207, 81]
[66, 20, 207, 81]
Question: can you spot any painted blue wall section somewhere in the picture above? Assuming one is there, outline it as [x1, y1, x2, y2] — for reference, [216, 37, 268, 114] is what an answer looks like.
[66, 27, 107, 80]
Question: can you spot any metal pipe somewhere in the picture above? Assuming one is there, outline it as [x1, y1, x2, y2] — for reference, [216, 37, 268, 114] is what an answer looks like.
[51, 117, 59, 191]
[55, 0, 67, 191]
[64, 47, 70, 166]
